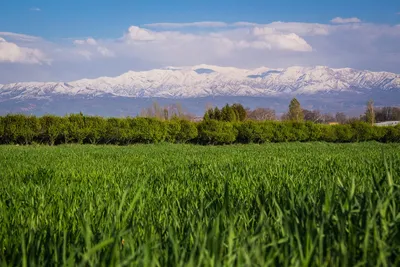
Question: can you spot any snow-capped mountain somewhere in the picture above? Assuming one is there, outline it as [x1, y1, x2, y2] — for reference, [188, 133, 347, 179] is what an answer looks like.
[1, 65, 400, 100]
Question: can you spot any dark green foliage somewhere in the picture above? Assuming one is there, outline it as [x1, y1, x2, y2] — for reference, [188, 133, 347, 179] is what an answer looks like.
[204, 103, 245, 122]
[0, 114, 399, 145]
[213, 107, 221, 120]
[231, 103, 247, 121]
[220, 104, 237, 122]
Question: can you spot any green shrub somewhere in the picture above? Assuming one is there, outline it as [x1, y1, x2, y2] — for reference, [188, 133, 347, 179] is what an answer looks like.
[165, 119, 181, 143]
[306, 122, 322, 141]
[197, 120, 237, 144]
[334, 124, 354, 143]
[351, 121, 374, 142]
[320, 125, 338, 142]
[177, 119, 198, 143]
[0, 114, 399, 145]
[383, 125, 400, 142]
[39, 115, 67, 145]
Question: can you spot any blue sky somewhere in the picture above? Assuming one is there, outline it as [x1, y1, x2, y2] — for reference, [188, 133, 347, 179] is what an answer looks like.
[1, 0, 399, 38]
[0, 0, 399, 83]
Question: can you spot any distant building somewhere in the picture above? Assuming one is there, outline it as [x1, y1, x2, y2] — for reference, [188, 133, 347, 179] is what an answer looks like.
[374, 121, 400, 127]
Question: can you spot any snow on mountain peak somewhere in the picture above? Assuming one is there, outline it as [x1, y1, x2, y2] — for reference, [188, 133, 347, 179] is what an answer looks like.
[1, 65, 399, 99]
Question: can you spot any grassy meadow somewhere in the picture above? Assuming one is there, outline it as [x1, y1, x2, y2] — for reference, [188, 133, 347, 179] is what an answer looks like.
[1, 142, 400, 266]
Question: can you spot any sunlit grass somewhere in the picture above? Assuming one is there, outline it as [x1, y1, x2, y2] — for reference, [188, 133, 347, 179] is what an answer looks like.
[0, 142, 400, 266]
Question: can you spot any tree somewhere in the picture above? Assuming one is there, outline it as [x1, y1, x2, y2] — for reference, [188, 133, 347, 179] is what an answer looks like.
[203, 108, 213, 121]
[365, 99, 375, 125]
[375, 106, 400, 122]
[40, 115, 65, 145]
[303, 109, 323, 123]
[231, 103, 247, 121]
[335, 112, 347, 124]
[213, 107, 221, 120]
[287, 98, 304, 122]
[247, 108, 276, 121]
[221, 104, 237, 122]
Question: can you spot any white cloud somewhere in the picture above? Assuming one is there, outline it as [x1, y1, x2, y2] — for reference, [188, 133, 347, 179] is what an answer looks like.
[76, 50, 93, 60]
[73, 38, 97, 45]
[97, 46, 114, 57]
[245, 27, 312, 51]
[233, 22, 259, 27]
[262, 33, 312, 52]
[144, 21, 228, 28]
[30, 7, 41, 12]
[0, 37, 50, 64]
[263, 22, 331, 36]
[72, 38, 115, 59]
[124, 26, 159, 41]
[0, 32, 41, 42]
[1, 20, 400, 83]
[122, 25, 313, 52]
[331, 17, 361, 24]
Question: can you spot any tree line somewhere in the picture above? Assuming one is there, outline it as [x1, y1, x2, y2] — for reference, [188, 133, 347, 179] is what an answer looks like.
[0, 113, 399, 145]
[203, 98, 399, 125]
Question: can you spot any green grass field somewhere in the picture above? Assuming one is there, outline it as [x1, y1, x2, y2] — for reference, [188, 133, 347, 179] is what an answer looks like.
[1, 143, 400, 266]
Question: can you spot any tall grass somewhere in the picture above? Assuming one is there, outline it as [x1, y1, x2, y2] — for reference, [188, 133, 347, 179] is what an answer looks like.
[0, 143, 400, 266]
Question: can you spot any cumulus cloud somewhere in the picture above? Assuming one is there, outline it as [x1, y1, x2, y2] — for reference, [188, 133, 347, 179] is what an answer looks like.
[124, 26, 159, 42]
[122, 25, 312, 52]
[331, 17, 361, 24]
[1, 19, 400, 83]
[0, 37, 50, 64]
[249, 27, 313, 51]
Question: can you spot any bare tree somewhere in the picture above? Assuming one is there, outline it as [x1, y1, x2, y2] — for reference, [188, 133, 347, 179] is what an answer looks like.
[303, 109, 323, 123]
[140, 102, 193, 120]
[247, 108, 276, 121]
[335, 112, 347, 124]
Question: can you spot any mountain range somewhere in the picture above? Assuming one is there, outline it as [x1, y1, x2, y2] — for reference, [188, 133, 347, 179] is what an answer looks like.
[1, 65, 399, 116]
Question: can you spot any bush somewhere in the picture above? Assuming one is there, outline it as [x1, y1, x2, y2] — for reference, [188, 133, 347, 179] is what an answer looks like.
[320, 125, 338, 142]
[0, 114, 399, 145]
[40, 115, 67, 145]
[177, 120, 198, 143]
[383, 125, 400, 142]
[197, 120, 237, 144]
[165, 120, 181, 143]
[333, 124, 354, 143]
[351, 122, 374, 142]
[127, 117, 167, 144]
[305, 122, 322, 141]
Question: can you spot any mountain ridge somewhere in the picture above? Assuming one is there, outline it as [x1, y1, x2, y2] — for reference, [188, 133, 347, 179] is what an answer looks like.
[1, 65, 400, 100]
